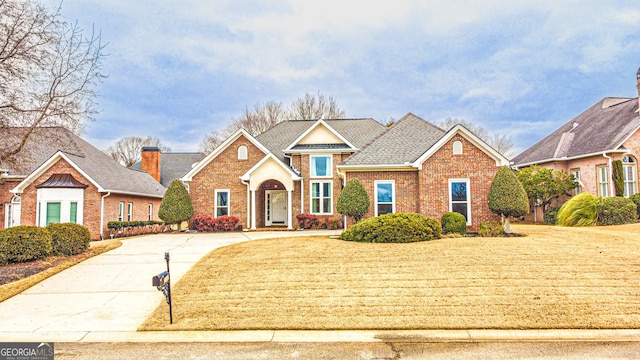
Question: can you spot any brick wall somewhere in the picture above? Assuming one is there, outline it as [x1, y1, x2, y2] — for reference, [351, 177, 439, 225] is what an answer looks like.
[189, 136, 265, 227]
[18, 158, 162, 239]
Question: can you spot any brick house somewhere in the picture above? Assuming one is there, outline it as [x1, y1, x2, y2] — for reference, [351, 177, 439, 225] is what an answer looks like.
[512, 69, 640, 220]
[1, 127, 165, 239]
[182, 113, 509, 231]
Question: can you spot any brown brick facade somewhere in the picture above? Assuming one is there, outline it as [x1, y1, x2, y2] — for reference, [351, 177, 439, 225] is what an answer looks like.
[17, 158, 161, 239]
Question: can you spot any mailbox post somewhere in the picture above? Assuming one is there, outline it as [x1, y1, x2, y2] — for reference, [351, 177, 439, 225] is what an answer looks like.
[152, 252, 173, 324]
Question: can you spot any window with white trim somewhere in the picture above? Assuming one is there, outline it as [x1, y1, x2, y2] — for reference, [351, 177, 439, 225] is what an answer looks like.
[238, 145, 248, 160]
[118, 202, 124, 221]
[70, 202, 78, 223]
[311, 181, 332, 214]
[215, 190, 230, 217]
[449, 179, 471, 225]
[310, 155, 332, 178]
[597, 165, 609, 197]
[622, 156, 637, 197]
[127, 202, 133, 221]
[375, 180, 395, 216]
[571, 168, 581, 195]
[148, 204, 153, 221]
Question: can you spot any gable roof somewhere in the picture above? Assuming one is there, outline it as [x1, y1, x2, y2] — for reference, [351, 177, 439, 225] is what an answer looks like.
[340, 113, 509, 168]
[255, 118, 386, 161]
[5, 127, 165, 197]
[283, 119, 357, 152]
[512, 97, 640, 166]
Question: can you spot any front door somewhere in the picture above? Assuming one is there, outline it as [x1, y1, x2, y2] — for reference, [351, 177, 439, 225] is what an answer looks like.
[4, 196, 21, 228]
[265, 190, 287, 226]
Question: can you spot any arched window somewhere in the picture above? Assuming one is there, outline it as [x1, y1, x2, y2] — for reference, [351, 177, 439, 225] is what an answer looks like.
[453, 141, 463, 155]
[238, 145, 248, 160]
[622, 155, 637, 197]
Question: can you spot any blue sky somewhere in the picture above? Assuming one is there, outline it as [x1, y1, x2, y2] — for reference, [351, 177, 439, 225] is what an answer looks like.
[45, 0, 640, 156]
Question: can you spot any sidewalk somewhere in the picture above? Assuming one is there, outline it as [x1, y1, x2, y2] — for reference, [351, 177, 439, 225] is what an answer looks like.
[0, 230, 638, 343]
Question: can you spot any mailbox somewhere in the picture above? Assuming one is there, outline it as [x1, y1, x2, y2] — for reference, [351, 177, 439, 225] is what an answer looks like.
[152, 271, 169, 287]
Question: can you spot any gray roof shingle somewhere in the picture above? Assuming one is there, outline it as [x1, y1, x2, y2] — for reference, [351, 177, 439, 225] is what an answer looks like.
[132, 152, 206, 187]
[1, 127, 165, 197]
[255, 118, 386, 161]
[341, 113, 446, 166]
[512, 98, 640, 166]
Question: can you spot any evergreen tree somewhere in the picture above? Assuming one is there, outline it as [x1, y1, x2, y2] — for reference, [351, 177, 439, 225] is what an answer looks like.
[158, 180, 194, 230]
[488, 167, 529, 234]
[337, 179, 370, 224]
[612, 160, 624, 197]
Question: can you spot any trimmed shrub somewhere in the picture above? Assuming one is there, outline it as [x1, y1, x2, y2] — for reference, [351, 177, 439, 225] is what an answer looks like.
[441, 212, 467, 235]
[159, 179, 194, 230]
[296, 214, 319, 229]
[0, 226, 52, 264]
[596, 197, 637, 225]
[336, 179, 370, 223]
[488, 166, 529, 233]
[341, 212, 441, 243]
[190, 214, 241, 232]
[612, 160, 624, 197]
[543, 207, 560, 225]
[478, 221, 504, 237]
[557, 193, 598, 226]
[47, 223, 91, 256]
[629, 193, 640, 219]
[318, 216, 343, 230]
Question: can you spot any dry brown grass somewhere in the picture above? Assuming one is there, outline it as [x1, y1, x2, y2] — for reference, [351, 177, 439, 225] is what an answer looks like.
[140, 224, 640, 331]
[0, 240, 121, 303]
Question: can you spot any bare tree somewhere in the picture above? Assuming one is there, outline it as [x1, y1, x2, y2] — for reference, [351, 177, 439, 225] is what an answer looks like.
[105, 136, 170, 167]
[0, 0, 105, 165]
[199, 92, 346, 153]
[288, 91, 345, 120]
[438, 118, 513, 157]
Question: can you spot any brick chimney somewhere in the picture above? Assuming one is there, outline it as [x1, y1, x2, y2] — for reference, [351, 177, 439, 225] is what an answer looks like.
[141, 146, 161, 183]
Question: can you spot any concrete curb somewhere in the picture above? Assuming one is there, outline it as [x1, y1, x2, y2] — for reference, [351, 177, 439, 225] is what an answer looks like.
[2, 329, 640, 343]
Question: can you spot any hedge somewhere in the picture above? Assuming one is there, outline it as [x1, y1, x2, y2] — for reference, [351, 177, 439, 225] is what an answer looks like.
[191, 214, 241, 232]
[596, 197, 637, 226]
[441, 212, 467, 235]
[0, 226, 52, 265]
[48, 223, 91, 256]
[629, 193, 640, 219]
[341, 212, 441, 243]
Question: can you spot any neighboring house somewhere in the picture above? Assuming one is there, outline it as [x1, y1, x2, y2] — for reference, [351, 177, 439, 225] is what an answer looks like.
[512, 70, 640, 218]
[181, 113, 509, 231]
[0, 127, 166, 239]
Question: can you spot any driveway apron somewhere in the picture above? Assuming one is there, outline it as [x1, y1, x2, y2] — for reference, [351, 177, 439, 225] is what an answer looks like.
[0, 232, 264, 340]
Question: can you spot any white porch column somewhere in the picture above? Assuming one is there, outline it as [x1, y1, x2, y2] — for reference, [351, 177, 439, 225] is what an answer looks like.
[251, 190, 257, 230]
[287, 189, 293, 230]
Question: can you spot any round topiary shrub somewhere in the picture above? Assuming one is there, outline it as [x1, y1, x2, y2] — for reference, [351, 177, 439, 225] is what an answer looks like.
[341, 212, 441, 243]
[441, 212, 467, 235]
[47, 223, 91, 256]
[596, 197, 637, 225]
[629, 193, 640, 219]
[557, 193, 598, 226]
[0, 226, 52, 264]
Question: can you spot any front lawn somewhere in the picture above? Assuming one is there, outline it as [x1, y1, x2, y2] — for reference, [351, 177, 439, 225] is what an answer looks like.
[140, 224, 640, 330]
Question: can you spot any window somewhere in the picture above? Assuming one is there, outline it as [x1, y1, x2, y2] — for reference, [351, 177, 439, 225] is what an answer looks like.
[70, 202, 78, 223]
[46, 202, 61, 226]
[148, 204, 153, 221]
[238, 145, 248, 160]
[118, 202, 124, 221]
[571, 168, 582, 195]
[622, 156, 637, 197]
[375, 181, 395, 216]
[597, 166, 609, 197]
[310, 155, 332, 178]
[215, 190, 230, 217]
[311, 181, 332, 214]
[453, 141, 463, 155]
[127, 203, 133, 221]
[449, 179, 471, 225]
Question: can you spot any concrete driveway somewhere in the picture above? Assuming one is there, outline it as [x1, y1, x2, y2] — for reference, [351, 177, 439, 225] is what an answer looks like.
[0, 230, 339, 342]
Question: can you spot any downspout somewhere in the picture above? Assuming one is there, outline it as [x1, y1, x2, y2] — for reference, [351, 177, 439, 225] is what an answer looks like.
[602, 152, 614, 197]
[241, 179, 250, 231]
[100, 192, 111, 240]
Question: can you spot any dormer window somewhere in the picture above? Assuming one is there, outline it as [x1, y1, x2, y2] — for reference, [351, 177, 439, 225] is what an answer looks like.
[310, 155, 332, 178]
[238, 145, 248, 160]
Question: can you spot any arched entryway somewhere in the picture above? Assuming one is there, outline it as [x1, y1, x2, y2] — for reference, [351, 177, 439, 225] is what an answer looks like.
[258, 180, 288, 227]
